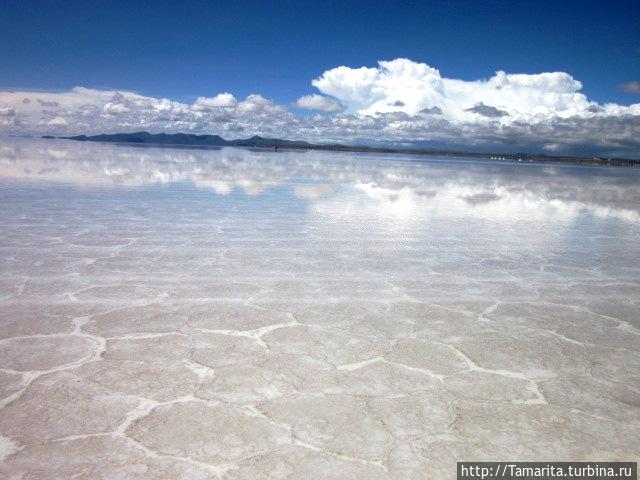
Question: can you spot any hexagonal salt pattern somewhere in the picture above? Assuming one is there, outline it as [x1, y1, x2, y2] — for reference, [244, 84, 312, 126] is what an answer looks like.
[1, 138, 639, 478]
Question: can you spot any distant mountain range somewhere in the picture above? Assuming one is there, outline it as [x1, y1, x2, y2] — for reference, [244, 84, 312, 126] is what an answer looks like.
[48, 132, 640, 167]
[59, 132, 315, 149]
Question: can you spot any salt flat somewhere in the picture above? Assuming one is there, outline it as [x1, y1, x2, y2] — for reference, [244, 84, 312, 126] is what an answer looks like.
[0, 138, 639, 479]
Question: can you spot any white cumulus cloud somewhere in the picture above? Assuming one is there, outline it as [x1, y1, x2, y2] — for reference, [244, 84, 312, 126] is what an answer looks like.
[0, 59, 639, 158]
[311, 58, 639, 123]
[193, 92, 238, 110]
[295, 94, 341, 112]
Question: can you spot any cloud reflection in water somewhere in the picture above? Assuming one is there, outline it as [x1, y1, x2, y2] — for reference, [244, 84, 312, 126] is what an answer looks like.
[1, 138, 639, 227]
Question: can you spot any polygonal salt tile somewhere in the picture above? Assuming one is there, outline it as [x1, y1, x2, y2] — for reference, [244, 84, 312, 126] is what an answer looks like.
[71, 284, 156, 302]
[263, 325, 388, 366]
[83, 303, 190, 336]
[385, 339, 469, 375]
[191, 333, 267, 369]
[293, 302, 389, 327]
[485, 302, 619, 330]
[589, 347, 640, 385]
[583, 300, 640, 327]
[104, 334, 190, 363]
[0, 435, 217, 479]
[556, 323, 640, 350]
[74, 359, 201, 402]
[535, 283, 638, 306]
[127, 400, 291, 464]
[0, 301, 74, 339]
[335, 360, 443, 396]
[195, 364, 294, 404]
[172, 282, 262, 300]
[245, 352, 343, 394]
[385, 434, 505, 480]
[20, 276, 90, 296]
[0, 371, 24, 401]
[420, 297, 498, 316]
[295, 302, 416, 339]
[227, 445, 391, 480]
[259, 393, 455, 462]
[453, 330, 590, 379]
[540, 376, 640, 423]
[187, 302, 291, 331]
[0, 371, 140, 444]
[444, 371, 539, 403]
[450, 401, 640, 460]
[0, 335, 96, 371]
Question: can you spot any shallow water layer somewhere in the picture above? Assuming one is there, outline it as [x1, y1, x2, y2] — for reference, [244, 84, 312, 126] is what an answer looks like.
[0, 138, 639, 478]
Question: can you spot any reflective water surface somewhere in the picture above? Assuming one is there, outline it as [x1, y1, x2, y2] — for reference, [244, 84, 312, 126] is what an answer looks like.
[1, 138, 639, 478]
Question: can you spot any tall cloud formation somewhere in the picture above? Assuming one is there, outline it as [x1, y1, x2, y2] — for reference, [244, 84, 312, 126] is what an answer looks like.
[1, 59, 639, 157]
[313, 59, 609, 120]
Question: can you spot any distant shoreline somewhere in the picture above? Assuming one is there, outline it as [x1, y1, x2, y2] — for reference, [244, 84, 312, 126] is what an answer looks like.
[43, 132, 640, 167]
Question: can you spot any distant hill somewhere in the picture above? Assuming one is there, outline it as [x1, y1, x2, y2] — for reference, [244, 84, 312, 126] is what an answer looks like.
[62, 132, 313, 149]
[65, 132, 228, 146]
[53, 132, 640, 167]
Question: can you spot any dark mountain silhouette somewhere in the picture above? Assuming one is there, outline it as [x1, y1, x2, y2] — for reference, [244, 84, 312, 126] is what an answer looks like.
[53, 132, 640, 167]
[226, 135, 313, 148]
[65, 132, 228, 146]
[63, 132, 316, 149]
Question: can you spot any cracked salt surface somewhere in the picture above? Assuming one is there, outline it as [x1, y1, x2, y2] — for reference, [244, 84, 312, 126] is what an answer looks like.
[0, 138, 639, 478]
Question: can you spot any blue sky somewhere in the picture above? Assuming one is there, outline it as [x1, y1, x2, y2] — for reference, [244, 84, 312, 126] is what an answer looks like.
[1, 0, 639, 157]
[2, 0, 638, 104]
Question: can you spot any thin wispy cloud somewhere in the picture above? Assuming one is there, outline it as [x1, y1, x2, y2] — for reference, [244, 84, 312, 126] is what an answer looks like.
[618, 81, 640, 94]
[1, 59, 639, 157]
